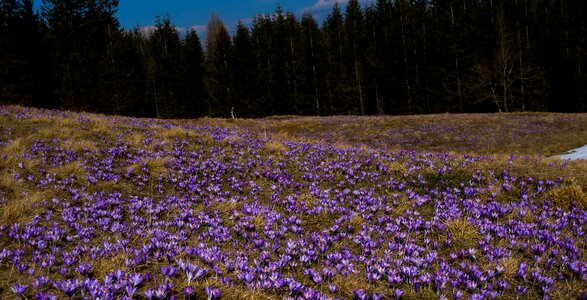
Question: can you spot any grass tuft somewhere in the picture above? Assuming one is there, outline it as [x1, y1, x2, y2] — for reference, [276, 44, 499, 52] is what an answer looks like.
[444, 218, 481, 250]
[544, 181, 587, 209]
[349, 214, 365, 232]
[0, 190, 45, 224]
[263, 139, 288, 153]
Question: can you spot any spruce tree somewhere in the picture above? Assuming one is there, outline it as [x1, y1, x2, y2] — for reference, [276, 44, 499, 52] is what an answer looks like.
[205, 14, 233, 117]
[344, 0, 366, 115]
[232, 21, 259, 117]
[181, 29, 207, 117]
[42, 0, 119, 112]
[322, 4, 346, 114]
[251, 14, 274, 116]
[299, 12, 324, 115]
[149, 15, 182, 118]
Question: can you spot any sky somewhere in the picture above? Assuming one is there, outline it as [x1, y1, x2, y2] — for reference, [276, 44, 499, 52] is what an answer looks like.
[116, 0, 374, 34]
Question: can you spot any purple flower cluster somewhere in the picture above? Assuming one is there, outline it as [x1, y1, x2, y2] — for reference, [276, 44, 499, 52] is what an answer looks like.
[0, 106, 585, 299]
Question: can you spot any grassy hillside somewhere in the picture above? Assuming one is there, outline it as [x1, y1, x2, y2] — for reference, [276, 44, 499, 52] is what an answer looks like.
[0, 106, 586, 299]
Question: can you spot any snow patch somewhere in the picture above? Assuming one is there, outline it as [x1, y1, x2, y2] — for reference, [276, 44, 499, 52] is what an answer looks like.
[559, 144, 587, 160]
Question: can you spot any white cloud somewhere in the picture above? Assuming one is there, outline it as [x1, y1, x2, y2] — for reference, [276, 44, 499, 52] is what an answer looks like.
[307, 0, 375, 12]
[139, 25, 156, 36]
[311, 0, 349, 10]
[189, 25, 207, 33]
[138, 25, 207, 37]
[176, 25, 207, 34]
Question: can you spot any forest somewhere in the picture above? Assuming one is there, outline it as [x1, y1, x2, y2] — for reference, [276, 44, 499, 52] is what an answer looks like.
[0, 0, 586, 118]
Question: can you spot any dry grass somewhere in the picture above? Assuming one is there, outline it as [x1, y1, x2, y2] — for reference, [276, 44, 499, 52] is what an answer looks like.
[146, 157, 168, 178]
[1, 107, 587, 299]
[443, 218, 481, 250]
[543, 181, 587, 209]
[0, 190, 45, 224]
[47, 160, 88, 184]
[498, 256, 521, 282]
[87, 117, 115, 138]
[222, 134, 243, 145]
[330, 274, 370, 299]
[0, 138, 26, 169]
[126, 131, 145, 146]
[250, 215, 266, 230]
[91, 251, 130, 279]
[93, 179, 136, 195]
[298, 193, 317, 208]
[263, 139, 288, 153]
[385, 160, 409, 175]
[210, 199, 242, 215]
[214, 285, 277, 300]
[348, 214, 365, 232]
[244, 113, 587, 157]
[158, 126, 189, 141]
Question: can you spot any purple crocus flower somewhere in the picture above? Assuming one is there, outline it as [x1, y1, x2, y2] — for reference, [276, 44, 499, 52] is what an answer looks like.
[161, 265, 178, 278]
[54, 279, 78, 297]
[354, 289, 368, 300]
[205, 286, 222, 300]
[129, 272, 144, 286]
[33, 292, 58, 300]
[183, 286, 194, 298]
[143, 288, 156, 300]
[516, 286, 528, 295]
[372, 293, 385, 300]
[393, 288, 404, 299]
[126, 285, 137, 297]
[31, 276, 50, 289]
[75, 263, 92, 275]
[11, 283, 28, 296]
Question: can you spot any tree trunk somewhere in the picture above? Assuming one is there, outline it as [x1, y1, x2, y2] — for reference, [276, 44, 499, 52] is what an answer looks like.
[354, 57, 364, 115]
[309, 24, 319, 114]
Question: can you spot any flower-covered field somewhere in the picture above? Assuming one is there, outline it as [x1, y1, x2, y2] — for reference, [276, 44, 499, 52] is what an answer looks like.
[0, 106, 586, 299]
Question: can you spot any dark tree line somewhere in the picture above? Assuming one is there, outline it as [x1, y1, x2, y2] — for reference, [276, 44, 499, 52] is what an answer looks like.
[1, 0, 586, 118]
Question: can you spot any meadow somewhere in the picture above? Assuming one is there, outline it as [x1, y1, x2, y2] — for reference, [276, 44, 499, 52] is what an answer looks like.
[0, 105, 586, 299]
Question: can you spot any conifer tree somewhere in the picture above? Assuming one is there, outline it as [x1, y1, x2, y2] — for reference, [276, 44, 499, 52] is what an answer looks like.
[284, 12, 302, 114]
[1, 0, 50, 106]
[232, 21, 259, 117]
[299, 11, 324, 115]
[322, 4, 346, 114]
[344, 0, 366, 115]
[181, 29, 207, 117]
[205, 14, 233, 117]
[251, 14, 274, 115]
[42, 0, 119, 112]
[149, 15, 182, 118]
[270, 6, 292, 115]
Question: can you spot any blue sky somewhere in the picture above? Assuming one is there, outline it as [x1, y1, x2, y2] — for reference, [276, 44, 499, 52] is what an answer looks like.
[116, 0, 374, 33]
[33, 0, 376, 36]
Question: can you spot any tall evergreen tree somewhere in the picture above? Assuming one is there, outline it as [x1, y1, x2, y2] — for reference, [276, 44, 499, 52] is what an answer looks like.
[322, 4, 347, 114]
[251, 14, 274, 115]
[299, 11, 325, 115]
[0, 0, 21, 103]
[427, 0, 466, 112]
[149, 16, 182, 118]
[270, 6, 292, 115]
[0, 0, 584, 116]
[284, 12, 302, 114]
[232, 21, 259, 117]
[42, 0, 120, 112]
[364, 1, 392, 115]
[181, 29, 207, 117]
[344, 0, 366, 115]
[205, 14, 233, 117]
[114, 30, 148, 117]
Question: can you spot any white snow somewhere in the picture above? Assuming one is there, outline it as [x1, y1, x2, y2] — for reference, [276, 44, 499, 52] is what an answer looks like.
[559, 144, 587, 160]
